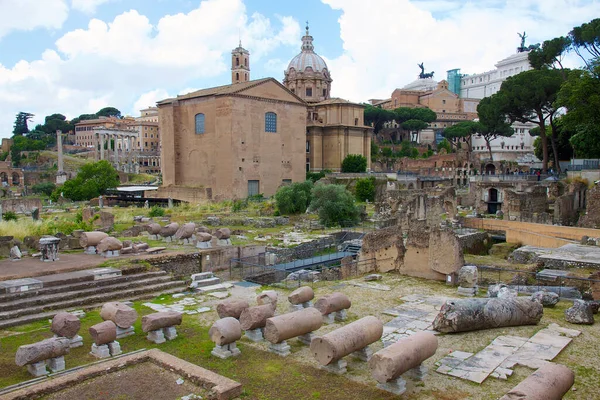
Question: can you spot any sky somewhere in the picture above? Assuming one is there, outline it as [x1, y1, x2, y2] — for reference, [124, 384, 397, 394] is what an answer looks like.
[0, 0, 597, 138]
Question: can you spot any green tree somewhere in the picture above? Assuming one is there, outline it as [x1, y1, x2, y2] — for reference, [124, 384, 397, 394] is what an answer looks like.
[363, 105, 395, 133]
[59, 160, 120, 201]
[557, 65, 600, 158]
[309, 184, 359, 227]
[443, 121, 479, 151]
[355, 177, 376, 202]
[12, 112, 34, 136]
[437, 139, 452, 154]
[370, 141, 379, 158]
[531, 119, 574, 162]
[275, 180, 313, 215]
[341, 154, 367, 173]
[569, 18, 600, 71]
[401, 119, 428, 142]
[528, 36, 571, 74]
[31, 182, 57, 197]
[70, 113, 97, 125]
[96, 107, 122, 118]
[496, 69, 564, 171]
[476, 96, 514, 161]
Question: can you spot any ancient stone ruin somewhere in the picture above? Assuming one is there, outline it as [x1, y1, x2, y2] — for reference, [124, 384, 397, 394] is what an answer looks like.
[264, 307, 323, 357]
[314, 292, 351, 324]
[239, 304, 275, 342]
[499, 363, 574, 400]
[100, 301, 138, 338]
[89, 320, 122, 358]
[209, 317, 243, 359]
[15, 337, 71, 376]
[79, 231, 109, 255]
[310, 316, 383, 374]
[142, 311, 183, 344]
[288, 286, 314, 312]
[51, 312, 82, 348]
[217, 299, 250, 320]
[369, 332, 438, 395]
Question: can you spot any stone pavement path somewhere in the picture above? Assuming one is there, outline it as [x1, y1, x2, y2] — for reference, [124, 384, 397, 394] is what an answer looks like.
[435, 323, 580, 383]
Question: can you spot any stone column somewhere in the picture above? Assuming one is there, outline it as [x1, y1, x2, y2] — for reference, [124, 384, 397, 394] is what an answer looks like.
[115, 135, 120, 169]
[56, 130, 64, 174]
[100, 133, 105, 160]
[94, 132, 99, 161]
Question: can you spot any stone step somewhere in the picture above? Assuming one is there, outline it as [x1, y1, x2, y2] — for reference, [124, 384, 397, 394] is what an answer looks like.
[0, 275, 176, 312]
[190, 277, 221, 288]
[0, 271, 169, 303]
[0, 285, 187, 330]
[194, 283, 233, 294]
[0, 280, 187, 322]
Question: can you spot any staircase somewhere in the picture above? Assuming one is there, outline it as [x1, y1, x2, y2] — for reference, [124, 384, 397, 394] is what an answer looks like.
[0, 268, 187, 329]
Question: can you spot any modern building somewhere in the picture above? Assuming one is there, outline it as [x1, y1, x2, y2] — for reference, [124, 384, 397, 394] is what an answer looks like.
[447, 48, 537, 162]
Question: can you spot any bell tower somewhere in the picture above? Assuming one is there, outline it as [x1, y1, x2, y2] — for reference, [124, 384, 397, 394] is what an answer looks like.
[231, 41, 250, 84]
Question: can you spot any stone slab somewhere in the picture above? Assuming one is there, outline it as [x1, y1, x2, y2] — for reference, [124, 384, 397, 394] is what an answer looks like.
[195, 283, 233, 294]
[435, 324, 581, 384]
[0, 278, 43, 294]
[87, 268, 122, 280]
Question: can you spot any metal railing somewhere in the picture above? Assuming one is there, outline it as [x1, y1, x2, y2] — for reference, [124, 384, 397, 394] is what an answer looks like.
[476, 265, 600, 299]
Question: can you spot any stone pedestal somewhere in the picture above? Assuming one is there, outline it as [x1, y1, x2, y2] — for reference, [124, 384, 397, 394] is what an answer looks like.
[457, 286, 478, 297]
[377, 377, 407, 395]
[322, 359, 348, 375]
[147, 329, 166, 344]
[164, 326, 177, 340]
[211, 342, 241, 359]
[217, 239, 232, 247]
[69, 335, 83, 348]
[353, 346, 373, 362]
[406, 364, 428, 381]
[102, 250, 120, 258]
[164, 236, 173, 243]
[90, 343, 111, 359]
[289, 301, 313, 312]
[335, 309, 348, 322]
[197, 241, 212, 249]
[298, 332, 314, 346]
[39, 237, 60, 262]
[108, 341, 122, 356]
[116, 326, 134, 339]
[47, 356, 65, 372]
[268, 341, 291, 357]
[149, 234, 160, 240]
[85, 246, 97, 255]
[323, 313, 335, 324]
[181, 238, 193, 245]
[245, 328, 264, 342]
[27, 361, 48, 377]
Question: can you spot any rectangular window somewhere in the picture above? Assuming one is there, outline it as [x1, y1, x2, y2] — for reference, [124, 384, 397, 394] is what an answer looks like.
[195, 113, 205, 134]
[265, 112, 277, 133]
[306, 87, 312, 97]
[248, 180, 260, 196]
[306, 141, 310, 153]
[322, 88, 327, 97]
[282, 179, 292, 185]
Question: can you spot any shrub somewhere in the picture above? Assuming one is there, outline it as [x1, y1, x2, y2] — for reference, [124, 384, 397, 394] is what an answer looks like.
[355, 177, 376, 202]
[232, 199, 248, 212]
[3, 211, 18, 221]
[61, 160, 120, 201]
[341, 154, 367, 173]
[275, 180, 313, 215]
[309, 184, 359, 227]
[31, 182, 57, 197]
[306, 170, 326, 183]
[148, 206, 165, 217]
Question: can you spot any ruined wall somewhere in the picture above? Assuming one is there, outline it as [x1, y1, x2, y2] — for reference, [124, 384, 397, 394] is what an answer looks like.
[579, 183, 600, 229]
[145, 186, 212, 203]
[359, 223, 463, 281]
[359, 226, 404, 273]
[504, 186, 547, 220]
[1, 198, 42, 213]
[375, 186, 456, 226]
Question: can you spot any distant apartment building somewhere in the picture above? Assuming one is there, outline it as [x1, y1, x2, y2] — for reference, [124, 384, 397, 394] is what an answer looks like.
[447, 49, 537, 163]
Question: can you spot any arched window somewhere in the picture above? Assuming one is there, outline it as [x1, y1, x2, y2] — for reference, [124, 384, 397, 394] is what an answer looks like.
[245, 58, 248, 66]
[265, 112, 277, 133]
[245, 73, 248, 81]
[195, 113, 205, 134]
[236, 57, 239, 66]
[236, 72, 239, 81]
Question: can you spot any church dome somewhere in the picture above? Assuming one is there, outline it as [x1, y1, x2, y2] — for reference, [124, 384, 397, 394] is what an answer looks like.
[287, 51, 328, 73]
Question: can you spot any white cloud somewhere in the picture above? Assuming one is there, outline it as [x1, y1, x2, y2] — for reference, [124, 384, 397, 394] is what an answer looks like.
[71, 0, 112, 14]
[0, 0, 69, 40]
[0, 0, 300, 136]
[132, 89, 170, 114]
[321, 0, 600, 102]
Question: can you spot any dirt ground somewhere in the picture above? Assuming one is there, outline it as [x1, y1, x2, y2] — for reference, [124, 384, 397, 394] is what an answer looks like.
[42, 362, 207, 400]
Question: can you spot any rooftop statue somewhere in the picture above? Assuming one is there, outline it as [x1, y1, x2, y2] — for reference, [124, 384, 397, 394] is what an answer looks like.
[417, 63, 434, 79]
